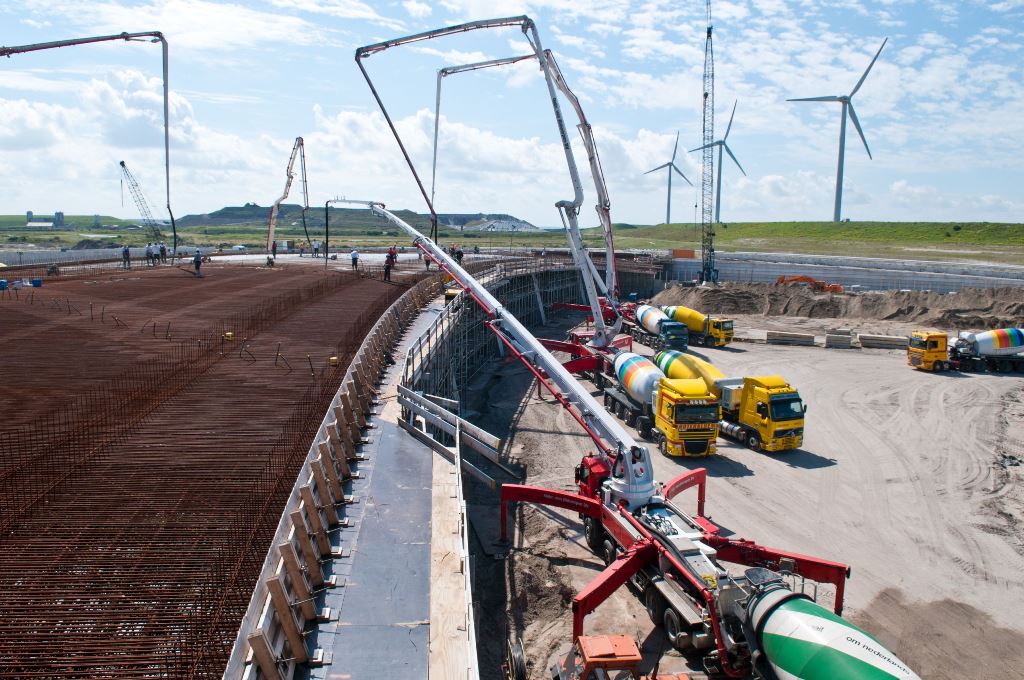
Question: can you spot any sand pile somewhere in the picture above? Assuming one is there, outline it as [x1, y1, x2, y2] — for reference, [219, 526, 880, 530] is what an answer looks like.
[651, 283, 1024, 330]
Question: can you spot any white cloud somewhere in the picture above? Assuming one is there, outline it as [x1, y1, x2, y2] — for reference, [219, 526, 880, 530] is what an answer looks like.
[269, 0, 406, 29]
[402, 0, 432, 18]
[412, 46, 494, 65]
[21, 0, 330, 51]
[20, 18, 52, 28]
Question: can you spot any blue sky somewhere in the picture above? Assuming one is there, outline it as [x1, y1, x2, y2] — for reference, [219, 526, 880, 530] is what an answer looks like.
[1, 0, 1022, 227]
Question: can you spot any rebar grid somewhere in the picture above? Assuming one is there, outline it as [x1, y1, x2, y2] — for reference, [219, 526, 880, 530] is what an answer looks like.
[0, 267, 415, 678]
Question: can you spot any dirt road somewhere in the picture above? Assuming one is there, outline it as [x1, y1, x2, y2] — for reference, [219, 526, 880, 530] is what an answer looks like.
[470, 327, 1024, 679]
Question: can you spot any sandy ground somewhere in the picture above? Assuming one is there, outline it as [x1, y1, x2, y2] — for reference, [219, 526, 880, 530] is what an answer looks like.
[465, 318, 1024, 679]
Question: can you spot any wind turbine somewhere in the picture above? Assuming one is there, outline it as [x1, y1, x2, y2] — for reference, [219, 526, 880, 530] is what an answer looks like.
[789, 38, 887, 223]
[690, 99, 746, 223]
[644, 131, 693, 224]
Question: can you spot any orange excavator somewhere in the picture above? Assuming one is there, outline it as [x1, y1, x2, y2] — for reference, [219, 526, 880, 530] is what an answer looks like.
[775, 275, 844, 294]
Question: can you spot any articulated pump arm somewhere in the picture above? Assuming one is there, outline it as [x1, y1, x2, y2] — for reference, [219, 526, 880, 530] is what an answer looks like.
[355, 16, 614, 346]
[544, 50, 619, 306]
[266, 137, 309, 251]
[337, 199, 656, 507]
[2, 32, 177, 257]
[432, 55, 536, 208]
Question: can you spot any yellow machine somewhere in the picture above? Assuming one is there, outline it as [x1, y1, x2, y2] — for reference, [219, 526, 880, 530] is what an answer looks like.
[655, 350, 805, 452]
[907, 331, 948, 371]
[607, 352, 719, 457]
[661, 305, 733, 347]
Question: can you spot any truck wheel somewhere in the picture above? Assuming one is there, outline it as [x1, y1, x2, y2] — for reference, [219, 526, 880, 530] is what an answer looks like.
[505, 637, 527, 680]
[603, 392, 611, 408]
[645, 586, 667, 625]
[625, 410, 637, 427]
[746, 432, 761, 451]
[704, 336, 714, 348]
[659, 437, 668, 457]
[638, 419, 652, 440]
[601, 538, 617, 566]
[584, 517, 604, 552]
[663, 608, 684, 650]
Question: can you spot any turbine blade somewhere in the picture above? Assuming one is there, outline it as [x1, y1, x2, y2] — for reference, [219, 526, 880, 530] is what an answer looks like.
[847, 102, 872, 159]
[644, 163, 671, 175]
[671, 131, 680, 162]
[688, 143, 714, 153]
[670, 163, 693, 186]
[724, 99, 737, 140]
[850, 37, 888, 97]
[788, 96, 842, 102]
[723, 143, 746, 176]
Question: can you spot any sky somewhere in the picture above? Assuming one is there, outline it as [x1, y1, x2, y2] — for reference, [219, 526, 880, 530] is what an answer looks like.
[1, 0, 1022, 228]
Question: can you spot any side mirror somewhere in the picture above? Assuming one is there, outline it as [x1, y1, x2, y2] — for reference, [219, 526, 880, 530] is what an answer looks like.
[574, 465, 581, 484]
[802, 404, 808, 414]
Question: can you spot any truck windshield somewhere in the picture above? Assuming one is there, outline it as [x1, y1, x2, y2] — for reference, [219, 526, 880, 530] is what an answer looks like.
[909, 336, 927, 350]
[722, 321, 734, 331]
[676, 405, 719, 423]
[770, 398, 804, 421]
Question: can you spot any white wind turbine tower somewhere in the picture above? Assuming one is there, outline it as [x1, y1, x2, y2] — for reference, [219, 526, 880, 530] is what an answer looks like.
[789, 38, 887, 222]
[644, 131, 693, 224]
[690, 99, 746, 223]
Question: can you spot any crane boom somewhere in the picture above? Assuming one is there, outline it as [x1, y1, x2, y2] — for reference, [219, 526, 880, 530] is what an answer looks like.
[356, 17, 616, 346]
[119, 161, 160, 238]
[1, 32, 177, 257]
[700, 1, 717, 283]
[265, 137, 309, 252]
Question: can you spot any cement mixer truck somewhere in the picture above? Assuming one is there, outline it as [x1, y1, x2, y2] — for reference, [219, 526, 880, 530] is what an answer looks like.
[621, 304, 690, 351]
[656, 350, 805, 452]
[603, 352, 719, 457]
[661, 305, 733, 348]
[908, 328, 1024, 373]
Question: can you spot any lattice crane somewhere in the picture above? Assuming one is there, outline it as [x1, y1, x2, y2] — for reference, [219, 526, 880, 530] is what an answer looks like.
[700, 0, 717, 283]
[119, 160, 162, 241]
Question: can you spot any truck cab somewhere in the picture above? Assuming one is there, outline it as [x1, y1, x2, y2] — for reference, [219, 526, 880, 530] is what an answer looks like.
[655, 378, 719, 457]
[908, 331, 949, 371]
[707, 318, 734, 346]
[659, 321, 689, 351]
[720, 376, 805, 452]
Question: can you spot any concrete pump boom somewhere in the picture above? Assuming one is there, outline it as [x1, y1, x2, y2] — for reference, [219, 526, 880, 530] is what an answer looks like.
[355, 17, 615, 346]
[1, 32, 177, 257]
[336, 199, 657, 509]
[265, 137, 309, 252]
[431, 54, 535, 209]
[544, 49, 619, 306]
[429, 51, 616, 307]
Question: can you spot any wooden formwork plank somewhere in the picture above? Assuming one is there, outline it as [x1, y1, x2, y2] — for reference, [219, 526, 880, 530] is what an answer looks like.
[317, 441, 345, 498]
[311, 461, 340, 526]
[267, 575, 309, 664]
[300, 486, 332, 556]
[290, 511, 323, 584]
[278, 542, 316, 621]
[247, 630, 284, 680]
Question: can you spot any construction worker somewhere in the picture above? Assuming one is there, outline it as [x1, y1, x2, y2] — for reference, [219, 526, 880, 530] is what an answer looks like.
[350, 248, 359, 270]
[271, 240, 277, 260]
[159, 242, 167, 264]
[121, 244, 131, 269]
[193, 249, 203, 275]
[313, 239, 320, 258]
[384, 250, 394, 281]
[145, 242, 153, 266]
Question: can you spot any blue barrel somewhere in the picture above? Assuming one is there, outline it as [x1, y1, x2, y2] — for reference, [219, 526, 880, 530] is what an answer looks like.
[31, 278, 43, 287]
[0, 280, 7, 291]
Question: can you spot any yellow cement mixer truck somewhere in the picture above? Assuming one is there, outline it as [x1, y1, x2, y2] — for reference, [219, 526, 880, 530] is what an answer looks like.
[660, 306, 733, 347]
[655, 350, 805, 452]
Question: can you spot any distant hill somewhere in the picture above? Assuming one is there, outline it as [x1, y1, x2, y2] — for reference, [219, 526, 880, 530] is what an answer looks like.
[176, 204, 537, 231]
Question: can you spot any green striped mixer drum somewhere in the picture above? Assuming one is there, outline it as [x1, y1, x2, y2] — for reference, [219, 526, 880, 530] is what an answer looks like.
[748, 586, 920, 680]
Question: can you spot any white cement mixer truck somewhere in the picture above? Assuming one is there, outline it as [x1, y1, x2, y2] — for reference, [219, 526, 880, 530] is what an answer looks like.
[908, 328, 1024, 373]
